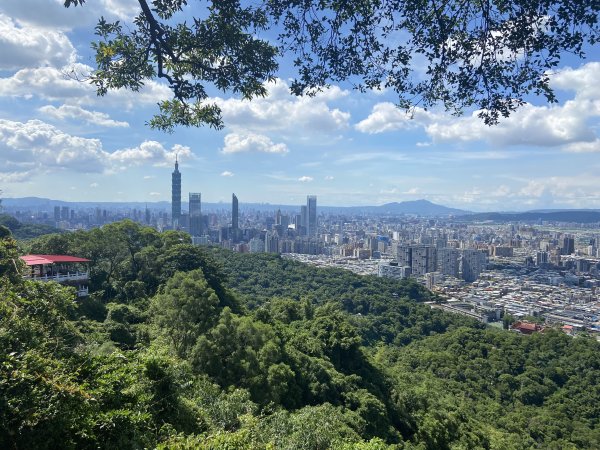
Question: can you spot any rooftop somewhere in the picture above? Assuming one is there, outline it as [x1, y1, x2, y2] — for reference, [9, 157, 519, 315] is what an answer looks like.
[20, 255, 91, 266]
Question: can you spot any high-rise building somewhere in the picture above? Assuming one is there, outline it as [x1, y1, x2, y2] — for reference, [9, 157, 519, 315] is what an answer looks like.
[265, 230, 279, 253]
[307, 195, 317, 237]
[300, 205, 307, 235]
[437, 248, 460, 278]
[171, 156, 181, 227]
[53, 206, 60, 222]
[561, 236, 575, 255]
[189, 193, 202, 236]
[232, 193, 239, 230]
[411, 245, 436, 276]
[460, 249, 486, 282]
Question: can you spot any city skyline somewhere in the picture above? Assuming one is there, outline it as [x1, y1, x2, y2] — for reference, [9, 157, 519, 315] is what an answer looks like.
[1, 1, 600, 211]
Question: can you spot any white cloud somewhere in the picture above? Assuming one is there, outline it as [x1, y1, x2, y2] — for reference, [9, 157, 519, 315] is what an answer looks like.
[550, 62, 600, 100]
[39, 104, 129, 128]
[355, 63, 600, 151]
[0, 119, 107, 173]
[221, 171, 234, 177]
[90, 182, 99, 188]
[441, 174, 600, 210]
[0, 171, 32, 183]
[0, 119, 191, 180]
[109, 141, 193, 167]
[335, 152, 408, 165]
[425, 101, 595, 147]
[1, 0, 139, 31]
[298, 176, 313, 182]
[213, 79, 350, 138]
[149, 192, 161, 197]
[519, 180, 546, 198]
[563, 139, 600, 153]
[355, 103, 430, 134]
[222, 132, 288, 154]
[324, 175, 334, 181]
[0, 64, 172, 109]
[0, 14, 76, 70]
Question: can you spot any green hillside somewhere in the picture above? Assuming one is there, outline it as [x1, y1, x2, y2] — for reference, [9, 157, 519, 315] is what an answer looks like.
[1, 221, 599, 449]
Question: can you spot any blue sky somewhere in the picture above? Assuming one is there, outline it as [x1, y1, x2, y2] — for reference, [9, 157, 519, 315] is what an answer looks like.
[1, 0, 599, 211]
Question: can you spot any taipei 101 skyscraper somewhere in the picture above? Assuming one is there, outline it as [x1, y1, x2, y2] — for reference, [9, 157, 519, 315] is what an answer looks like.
[171, 155, 181, 227]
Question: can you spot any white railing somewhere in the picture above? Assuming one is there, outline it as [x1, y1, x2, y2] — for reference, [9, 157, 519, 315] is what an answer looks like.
[24, 271, 89, 283]
[77, 287, 89, 297]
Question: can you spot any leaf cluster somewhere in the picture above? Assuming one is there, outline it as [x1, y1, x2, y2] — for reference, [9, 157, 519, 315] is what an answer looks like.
[64, 0, 600, 129]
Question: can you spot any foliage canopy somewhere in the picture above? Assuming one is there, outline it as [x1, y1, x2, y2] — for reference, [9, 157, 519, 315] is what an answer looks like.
[64, 0, 599, 131]
[4, 222, 600, 448]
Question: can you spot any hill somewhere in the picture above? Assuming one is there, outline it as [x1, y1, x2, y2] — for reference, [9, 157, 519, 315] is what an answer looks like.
[2, 222, 600, 449]
[2, 196, 469, 216]
[457, 210, 600, 224]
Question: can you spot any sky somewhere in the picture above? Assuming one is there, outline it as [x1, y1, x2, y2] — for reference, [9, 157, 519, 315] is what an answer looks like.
[1, 0, 599, 211]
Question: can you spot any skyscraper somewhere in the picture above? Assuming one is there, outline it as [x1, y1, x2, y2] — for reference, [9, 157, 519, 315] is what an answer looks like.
[561, 235, 575, 255]
[460, 249, 486, 282]
[232, 193, 239, 230]
[189, 193, 201, 236]
[437, 248, 459, 278]
[171, 156, 181, 227]
[307, 195, 317, 237]
[300, 205, 307, 235]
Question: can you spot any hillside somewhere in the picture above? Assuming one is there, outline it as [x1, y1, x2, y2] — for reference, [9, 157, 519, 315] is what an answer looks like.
[1, 221, 599, 449]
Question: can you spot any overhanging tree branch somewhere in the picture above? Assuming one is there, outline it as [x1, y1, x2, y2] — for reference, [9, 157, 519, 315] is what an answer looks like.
[64, 0, 600, 130]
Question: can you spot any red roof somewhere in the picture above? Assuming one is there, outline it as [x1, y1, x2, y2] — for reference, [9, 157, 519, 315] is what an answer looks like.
[511, 321, 541, 332]
[20, 255, 91, 266]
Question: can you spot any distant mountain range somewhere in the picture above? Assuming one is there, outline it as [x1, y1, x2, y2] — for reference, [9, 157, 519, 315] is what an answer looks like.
[1, 197, 468, 216]
[3, 197, 600, 222]
[457, 210, 600, 224]
[319, 200, 470, 216]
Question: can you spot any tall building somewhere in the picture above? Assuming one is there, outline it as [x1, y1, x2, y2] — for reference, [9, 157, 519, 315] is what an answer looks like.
[536, 251, 549, 266]
[561, 236, 575, 255]
[307, 195, 317, 237]
[461, 249, 486, 282]
[189, 193, 202, 236]
[411, 245, 437, 276]
[437, 248, 460, 278]
[171, 156, 181, 227]
[232, 193, 239, 230]
[300, 205, 308, 235]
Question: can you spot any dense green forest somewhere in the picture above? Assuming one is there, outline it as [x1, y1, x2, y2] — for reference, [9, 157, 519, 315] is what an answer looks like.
[1, 220, 600, 449]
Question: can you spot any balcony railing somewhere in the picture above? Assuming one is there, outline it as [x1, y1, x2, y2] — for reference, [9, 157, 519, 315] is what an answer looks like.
[77, 287, 89, 297]
[24, 271, 89, 283]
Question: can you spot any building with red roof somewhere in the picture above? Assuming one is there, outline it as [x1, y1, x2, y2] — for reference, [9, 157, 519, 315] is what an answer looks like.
[511, 321, 544, 335]
[20, 254, 90, 297]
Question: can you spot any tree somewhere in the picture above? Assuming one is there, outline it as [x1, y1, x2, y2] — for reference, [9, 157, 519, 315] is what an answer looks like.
[64, 0, 599, 131]
[151, 269, 222, 357]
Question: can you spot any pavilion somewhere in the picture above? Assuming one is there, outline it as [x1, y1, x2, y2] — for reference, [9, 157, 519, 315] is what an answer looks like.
[20, 254, 91, 297]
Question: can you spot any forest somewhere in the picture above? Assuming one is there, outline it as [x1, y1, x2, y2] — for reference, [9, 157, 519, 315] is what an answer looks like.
[1, 220, 600, 449]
